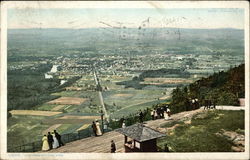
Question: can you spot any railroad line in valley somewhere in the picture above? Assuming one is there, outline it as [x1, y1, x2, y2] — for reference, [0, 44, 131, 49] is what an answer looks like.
[93, 70, 109, 121]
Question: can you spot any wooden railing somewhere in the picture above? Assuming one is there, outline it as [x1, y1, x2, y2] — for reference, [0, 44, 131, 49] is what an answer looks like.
[8, 126, 111, 152]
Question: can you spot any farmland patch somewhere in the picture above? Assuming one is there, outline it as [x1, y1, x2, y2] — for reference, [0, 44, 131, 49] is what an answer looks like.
[142, 78, 193, 85]
[52, 105, 65, 111]
[42, 124, 62, 134]
[47, 97, 88, 105]
[112, 94, 133, 98]
[59, 115, 100, 120]
[42, 118, 95, 125]
[9, 110, 62, 116]
[77, 124, 91, 131]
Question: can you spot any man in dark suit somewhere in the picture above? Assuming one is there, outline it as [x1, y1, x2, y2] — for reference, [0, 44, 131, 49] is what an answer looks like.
[54, 130, 64, 147]
[92, 121, 97, 136]
[111, 140, 116, 153]
[47, 132, 53, 150]
[139, 110, 143, 123]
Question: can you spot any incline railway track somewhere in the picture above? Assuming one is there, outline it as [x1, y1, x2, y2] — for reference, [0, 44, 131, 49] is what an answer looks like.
[93, 70, 109, 121]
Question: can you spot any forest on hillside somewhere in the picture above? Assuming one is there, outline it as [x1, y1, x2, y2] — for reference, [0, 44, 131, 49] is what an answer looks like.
[7, 64, 81, 112]
[168, 64, 245, 114]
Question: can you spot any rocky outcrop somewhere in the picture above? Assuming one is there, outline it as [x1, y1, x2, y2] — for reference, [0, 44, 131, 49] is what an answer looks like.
[216, 129, 245, 152]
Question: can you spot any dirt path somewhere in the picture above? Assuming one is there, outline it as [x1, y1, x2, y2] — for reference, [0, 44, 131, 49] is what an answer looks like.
[209, 106, 245, 110]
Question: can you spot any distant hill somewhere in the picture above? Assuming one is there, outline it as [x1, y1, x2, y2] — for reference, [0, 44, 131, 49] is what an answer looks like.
[167, 64, 245, 114]
[8, 28, 244, 57]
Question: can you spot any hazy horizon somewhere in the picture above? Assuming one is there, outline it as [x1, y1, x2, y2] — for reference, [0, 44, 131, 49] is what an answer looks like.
[7, 27, 244, 30]
[8, 8, 244, 29]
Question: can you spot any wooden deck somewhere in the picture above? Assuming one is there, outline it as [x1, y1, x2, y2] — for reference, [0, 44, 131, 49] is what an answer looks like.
[46, 108, 204, 153]
[48, 130, 125, 153]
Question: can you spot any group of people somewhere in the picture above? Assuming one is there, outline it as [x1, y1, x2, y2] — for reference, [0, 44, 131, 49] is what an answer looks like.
[91, 120, 103, 136]
[151, 106, 171, 120]
[137, 106, 171, 123]
[204, 99, 216, 110]
[42, 130, 64, 151]
[189, 98, 200, 110]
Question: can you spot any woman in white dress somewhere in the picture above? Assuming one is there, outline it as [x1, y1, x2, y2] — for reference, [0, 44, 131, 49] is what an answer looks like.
[52, 132, 59, 149]
[42, 135, 50, 151]
[164, 111, 169, 120]
[167, 108, 171, 117]
[154, 109, 158, 119]
[95, 121, 102, 136]
[122, 122, 126, 128]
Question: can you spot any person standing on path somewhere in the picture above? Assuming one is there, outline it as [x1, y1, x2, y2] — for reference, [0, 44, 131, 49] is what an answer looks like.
[92, 121, 97, 136]
[120, 117, 125, 128]
[139, 110, 143, 123]
[52, 132, 59, 149]
[151, 109, 155, 120]
[156, 107, 161, 119]
[54, 130, 64, 147]
[95, 120, 102, 136]
[122, 120, 126, 128]
[42, 135, 50, 151]
[164, 110, 169, 120]
[111, 140, 116, 153]
[160, 106, 164, 118]
[47, 132, 53, 150]
[167, 107, 171, 117]
[154, 108, 158, 119]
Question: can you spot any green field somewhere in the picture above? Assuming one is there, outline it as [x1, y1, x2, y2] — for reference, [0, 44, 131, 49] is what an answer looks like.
[7, 115, 50, 149]
[54, 124, 84, 134]
[35, 103, 57, 111]
[99, 75, 171, 118]
[7, 71, 174, 151]
[157, 110, 245, 152]
[102, 87, 167, 117]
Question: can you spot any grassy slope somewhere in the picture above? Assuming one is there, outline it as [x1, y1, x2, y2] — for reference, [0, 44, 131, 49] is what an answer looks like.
[157, 110, 244, 152]
[7, 116, 50, 148]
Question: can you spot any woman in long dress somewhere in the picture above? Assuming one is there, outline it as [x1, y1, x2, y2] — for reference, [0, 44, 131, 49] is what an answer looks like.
[164, 111, 169, 120]
[95, 121, 102, 136]
[122, 121, 126, 128]
[154, 109, 158, 120]
[52, 132, 59, 149]
[42, 135, 50, 151]
[167, 108, 171, 117]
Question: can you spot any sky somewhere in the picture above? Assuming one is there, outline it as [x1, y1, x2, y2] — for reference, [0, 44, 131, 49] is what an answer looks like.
[7, 8, 244, 29]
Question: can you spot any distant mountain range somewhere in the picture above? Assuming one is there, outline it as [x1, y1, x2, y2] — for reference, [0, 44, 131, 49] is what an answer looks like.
[7, 28, 244, 57]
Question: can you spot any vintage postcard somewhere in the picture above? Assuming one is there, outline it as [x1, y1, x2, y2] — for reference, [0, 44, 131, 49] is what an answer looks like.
[0, 1, 249, 160]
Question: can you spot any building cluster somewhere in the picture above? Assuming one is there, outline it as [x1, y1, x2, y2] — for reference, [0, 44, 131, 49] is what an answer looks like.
[9, 49, 244, 80]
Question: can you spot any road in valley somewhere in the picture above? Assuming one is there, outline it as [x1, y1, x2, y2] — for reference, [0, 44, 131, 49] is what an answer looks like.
[93, 70, 109, 121]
